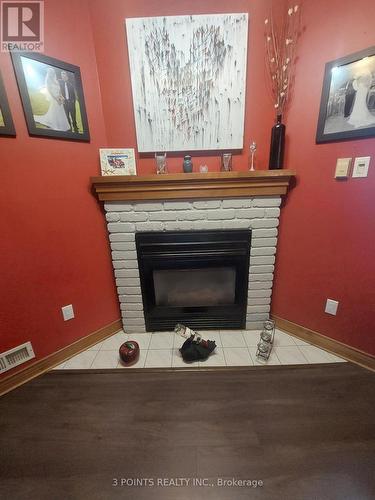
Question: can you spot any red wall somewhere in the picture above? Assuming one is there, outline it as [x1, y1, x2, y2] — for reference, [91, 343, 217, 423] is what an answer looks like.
[90, 0, 375, 355]
[1, 0, 374, 376]
[0, 0, 119, 375]
[89, 0, 275, 173]
[272, 0, 375, 355]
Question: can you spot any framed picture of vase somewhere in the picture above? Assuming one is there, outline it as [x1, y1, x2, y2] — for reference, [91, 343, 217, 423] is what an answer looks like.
[125, 13, 248, 153]
[316, 46, 375, 143]
[10, 51, 90, 141]
[0, 71, 16, 136]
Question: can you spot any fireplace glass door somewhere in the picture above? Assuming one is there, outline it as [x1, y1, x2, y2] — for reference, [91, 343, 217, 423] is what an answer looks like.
[153, 267, 236, 307]
[136, 230, 251, 331]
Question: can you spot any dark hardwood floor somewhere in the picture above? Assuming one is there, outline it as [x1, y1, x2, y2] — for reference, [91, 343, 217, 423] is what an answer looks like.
[0, 364, 374, 500]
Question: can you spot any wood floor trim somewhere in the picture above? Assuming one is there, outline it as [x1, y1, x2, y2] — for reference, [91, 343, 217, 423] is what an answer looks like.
[53, 363, 339, 375]
[272, 314, 375, 372]
[0, 319, 122, 397]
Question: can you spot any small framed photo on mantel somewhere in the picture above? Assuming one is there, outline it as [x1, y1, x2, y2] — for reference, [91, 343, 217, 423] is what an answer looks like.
[99, 148, 137, 176]
[316, 46, 375, 143]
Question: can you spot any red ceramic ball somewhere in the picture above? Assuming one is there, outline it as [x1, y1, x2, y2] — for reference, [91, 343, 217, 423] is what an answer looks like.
[119, 341, 140, 365]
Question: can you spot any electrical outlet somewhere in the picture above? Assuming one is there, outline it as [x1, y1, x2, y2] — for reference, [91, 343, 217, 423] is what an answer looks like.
[61, 304, 74, 321]
[325, 299, 339, 316]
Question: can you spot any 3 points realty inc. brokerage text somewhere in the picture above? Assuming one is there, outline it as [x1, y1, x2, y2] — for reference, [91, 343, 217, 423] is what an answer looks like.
[112, 477, 264, 488]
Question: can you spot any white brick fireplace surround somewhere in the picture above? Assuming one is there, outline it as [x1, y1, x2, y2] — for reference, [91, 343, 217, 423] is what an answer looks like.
[105, 197, 281, 333]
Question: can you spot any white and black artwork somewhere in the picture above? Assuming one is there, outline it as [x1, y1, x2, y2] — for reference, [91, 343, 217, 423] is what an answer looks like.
[316, 46, 375, 143]
[125, 13, 248, 152]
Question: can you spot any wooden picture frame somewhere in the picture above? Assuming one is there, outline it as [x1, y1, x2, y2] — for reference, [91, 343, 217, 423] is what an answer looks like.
[0, 71, 16, 136]
[10, 51, 90, 141]
[316, 46, 375, 143]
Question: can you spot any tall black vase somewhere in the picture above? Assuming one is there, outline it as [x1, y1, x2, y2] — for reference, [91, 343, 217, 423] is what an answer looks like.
[268, 114, 285, 170]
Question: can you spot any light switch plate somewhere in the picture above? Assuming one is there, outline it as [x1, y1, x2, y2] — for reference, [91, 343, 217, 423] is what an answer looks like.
[62, 304, 74, 321]
[325, 299, 339, 316]
[352, 156, 370, 178]
[335, 158, 351, 178]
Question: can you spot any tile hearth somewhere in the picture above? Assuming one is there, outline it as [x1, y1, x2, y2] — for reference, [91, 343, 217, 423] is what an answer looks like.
[54, 329, 345, 370]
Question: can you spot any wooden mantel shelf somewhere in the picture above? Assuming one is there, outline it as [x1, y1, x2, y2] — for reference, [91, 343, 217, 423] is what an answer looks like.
[90, 170, 296, 202]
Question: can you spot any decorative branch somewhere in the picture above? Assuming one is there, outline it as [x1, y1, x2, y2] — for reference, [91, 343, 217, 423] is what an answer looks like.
[264, 4, 301, 118]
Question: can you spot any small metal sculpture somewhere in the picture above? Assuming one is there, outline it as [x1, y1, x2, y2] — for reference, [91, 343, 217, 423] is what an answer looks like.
[249, 141, 257, 171]
[256, 319, 275, 361]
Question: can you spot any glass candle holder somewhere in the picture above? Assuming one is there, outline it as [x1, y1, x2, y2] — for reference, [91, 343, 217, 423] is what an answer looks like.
[155, 152, 167, 174]
[256, 340, 272, 361]
[260, 320, 275, 343]
[221, 153, 232, 172]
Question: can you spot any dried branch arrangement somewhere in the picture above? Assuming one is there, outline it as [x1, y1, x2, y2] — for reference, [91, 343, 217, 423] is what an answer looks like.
[264, 4, 301, 118]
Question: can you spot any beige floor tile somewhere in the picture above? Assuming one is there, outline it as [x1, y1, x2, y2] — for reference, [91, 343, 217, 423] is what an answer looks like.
[220, 331, 246, 348]
[290, 336, 311, 346]
[298, 345, 345, 364]
[91, 350, 119, 369]
[100, 331, 127, 350]
[273, 329, 297, 347]
[322, 351, 346, 363]
[149, 331, 175, 349]
[243, 330, 261, 347]
[145, 349, 173, 368]
[64, 350, 97, 369]
[224, 347, 253, 366]
[274, 346, 308, 364]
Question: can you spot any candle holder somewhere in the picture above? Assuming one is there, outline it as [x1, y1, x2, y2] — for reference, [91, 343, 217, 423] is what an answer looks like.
[221, 153, 232, 172]
[256, 319, 275, 361]
[155, 152, 167, 174]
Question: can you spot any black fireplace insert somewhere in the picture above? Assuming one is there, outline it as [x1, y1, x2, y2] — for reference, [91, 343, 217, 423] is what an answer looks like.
[136, 229, 251, 331]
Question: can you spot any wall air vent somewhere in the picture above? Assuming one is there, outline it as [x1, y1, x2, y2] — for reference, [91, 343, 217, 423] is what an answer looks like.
[0, 342, 35, 374]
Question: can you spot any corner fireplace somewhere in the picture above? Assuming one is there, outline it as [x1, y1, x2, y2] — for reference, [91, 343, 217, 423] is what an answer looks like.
[91, 171, 295, 333]
[136, 230, 251, 331]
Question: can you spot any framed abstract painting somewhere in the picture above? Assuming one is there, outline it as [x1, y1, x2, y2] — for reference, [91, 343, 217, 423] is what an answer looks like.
[126, 13, 248, 153]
